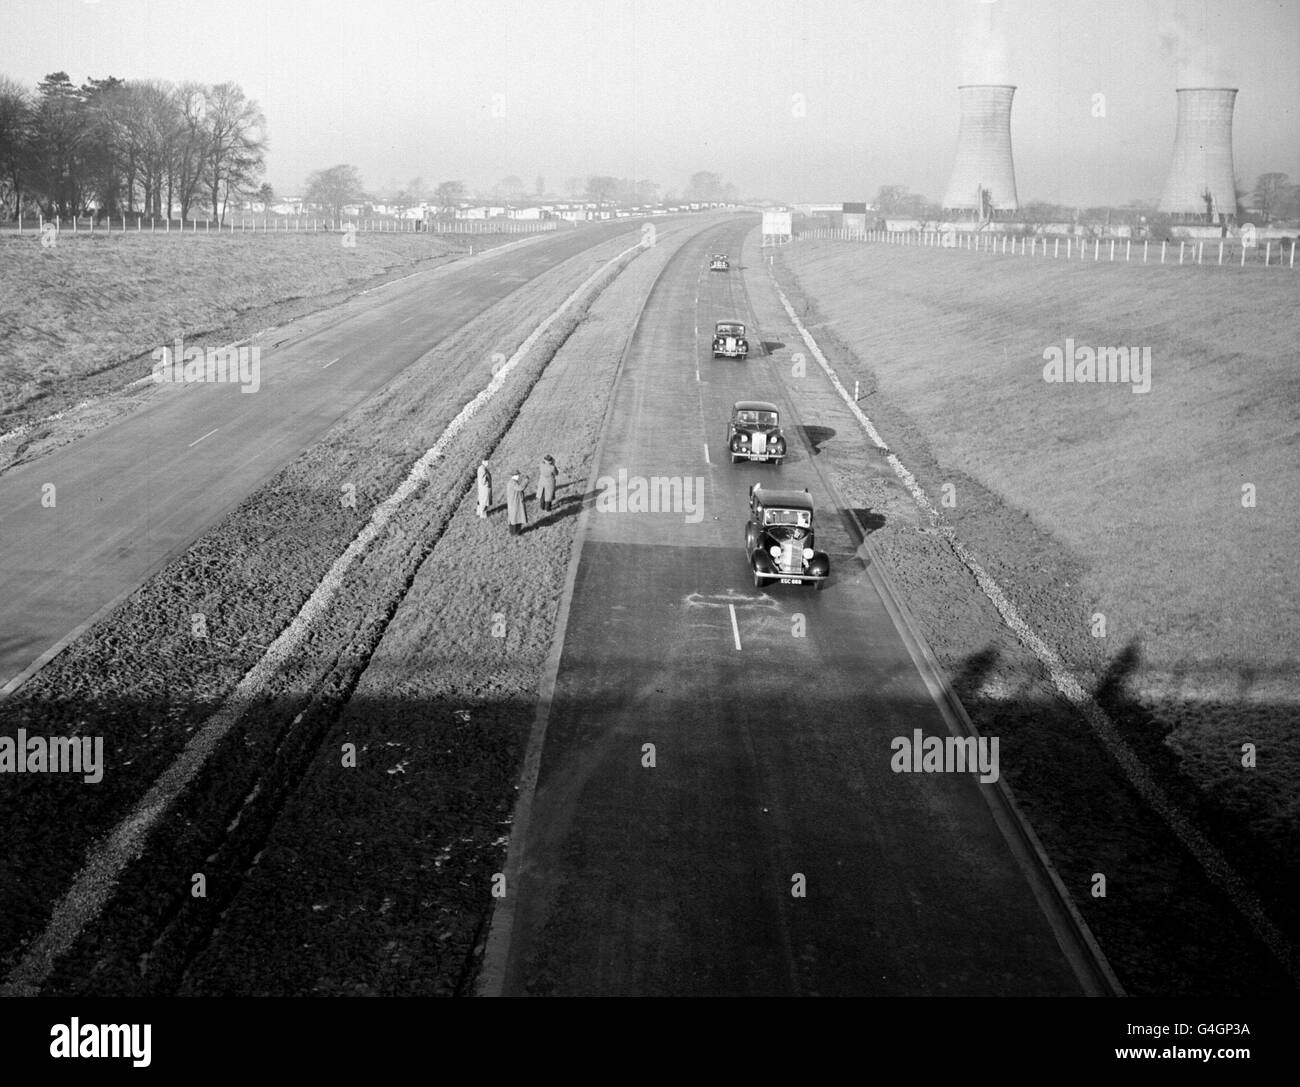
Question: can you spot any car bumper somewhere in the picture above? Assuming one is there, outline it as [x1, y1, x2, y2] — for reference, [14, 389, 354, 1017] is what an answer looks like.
[732, 451, 783, 461]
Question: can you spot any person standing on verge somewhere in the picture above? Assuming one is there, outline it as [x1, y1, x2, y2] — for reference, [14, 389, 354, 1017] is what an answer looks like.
[506, 468, 529, 535]
[537, 454, 558, 512]
[476, 459, 492, 519]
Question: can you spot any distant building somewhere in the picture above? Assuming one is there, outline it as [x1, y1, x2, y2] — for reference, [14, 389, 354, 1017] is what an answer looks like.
[842, 201, 868, 233]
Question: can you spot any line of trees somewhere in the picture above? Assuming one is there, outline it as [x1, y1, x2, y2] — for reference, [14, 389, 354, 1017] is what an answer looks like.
[0, 71, 266, 224]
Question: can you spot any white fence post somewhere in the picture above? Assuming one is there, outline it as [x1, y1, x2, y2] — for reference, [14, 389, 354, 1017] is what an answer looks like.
[1218, 241, 1224, 264]
[1265, 241, 1271, 266]
[1178, 241, 1184, 264]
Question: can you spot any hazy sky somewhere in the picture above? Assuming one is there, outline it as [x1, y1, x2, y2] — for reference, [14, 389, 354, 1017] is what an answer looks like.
[2, 0, 1297, 206]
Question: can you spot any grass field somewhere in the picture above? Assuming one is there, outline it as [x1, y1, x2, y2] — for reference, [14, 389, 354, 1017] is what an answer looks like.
[0, 231, 467, 425]
[775, 239, 1299, 949]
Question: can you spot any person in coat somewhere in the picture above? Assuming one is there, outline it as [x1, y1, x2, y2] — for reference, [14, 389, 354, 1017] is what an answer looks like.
[476, 459, 492, 519]
[505, 468, 529, 535]
[537, 454, 558, 512]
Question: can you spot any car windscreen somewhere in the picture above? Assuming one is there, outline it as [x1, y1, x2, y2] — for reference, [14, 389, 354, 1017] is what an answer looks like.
[763, 508, 810, 528]
[717, 325, 744, 335]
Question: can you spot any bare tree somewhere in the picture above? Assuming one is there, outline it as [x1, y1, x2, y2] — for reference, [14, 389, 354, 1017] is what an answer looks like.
[585, 175, 619, 205]
[304, 164, 365, 222]
[202, 82, 266, 225]
[0, 76, 32, 218]
[434, 179, 466, 211]
[171, 83, 210, 221]
[1251, 173, 1289, 224]
[683, 171, 736, 203]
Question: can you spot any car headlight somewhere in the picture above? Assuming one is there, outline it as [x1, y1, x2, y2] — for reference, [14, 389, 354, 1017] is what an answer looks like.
[802, 548, 814, 560]
[770, 545, 781, 559]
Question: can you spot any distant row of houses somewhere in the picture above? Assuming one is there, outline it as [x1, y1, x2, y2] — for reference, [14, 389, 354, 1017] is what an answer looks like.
[235, 198, 735, 221]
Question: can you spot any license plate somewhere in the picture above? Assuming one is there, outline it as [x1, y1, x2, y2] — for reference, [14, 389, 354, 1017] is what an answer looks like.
[779, 578, 799, 584]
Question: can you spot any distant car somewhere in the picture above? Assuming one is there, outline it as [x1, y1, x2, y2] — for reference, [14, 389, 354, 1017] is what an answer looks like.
[726, 400, 786, 465]
[712, 320, 749, 358]
[709, 254, 729, 271]
[746, 484, 829, 590]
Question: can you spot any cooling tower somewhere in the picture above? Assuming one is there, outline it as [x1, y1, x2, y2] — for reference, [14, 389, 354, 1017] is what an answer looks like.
[942, 85, 1020, 215]
[1158, 88, 1239, 220]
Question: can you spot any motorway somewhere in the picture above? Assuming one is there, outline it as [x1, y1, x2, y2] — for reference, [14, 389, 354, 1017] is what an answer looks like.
[0, 219, 662, 694]
[490, 220, 1094, 995]
[1, 211, 1105, 996]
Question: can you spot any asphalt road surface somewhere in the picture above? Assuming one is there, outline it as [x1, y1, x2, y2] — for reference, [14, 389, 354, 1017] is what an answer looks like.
[0, 220, 669, 694]
[492, 221, 1092, 996]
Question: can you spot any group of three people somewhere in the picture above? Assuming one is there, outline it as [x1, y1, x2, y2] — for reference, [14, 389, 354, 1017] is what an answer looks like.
[476, 454, 559, 535]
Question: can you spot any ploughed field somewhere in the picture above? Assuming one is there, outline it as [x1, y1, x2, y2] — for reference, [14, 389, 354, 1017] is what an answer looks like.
[772, 239, 1299, 978]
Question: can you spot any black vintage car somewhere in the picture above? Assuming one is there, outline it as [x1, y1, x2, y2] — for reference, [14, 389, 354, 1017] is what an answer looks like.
[709, 253, 730, 271]
[726, 400, 786, 465]
[745, 484, 830, 590]
[712, 320, 749, 359]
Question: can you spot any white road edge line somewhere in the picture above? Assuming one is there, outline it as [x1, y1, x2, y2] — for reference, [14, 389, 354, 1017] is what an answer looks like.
[768, 265, 1300, 987]
[703, 442, 710, 465]
[322, 357, 341, 369]
[188, 427, 219, 448]
[729, 603, 742, 651]
[0, 235, 651, 999]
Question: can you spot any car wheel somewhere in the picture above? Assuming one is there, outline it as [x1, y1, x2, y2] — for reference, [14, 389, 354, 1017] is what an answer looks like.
[816, 578, 827, 591]
[753, 571, 764, 589]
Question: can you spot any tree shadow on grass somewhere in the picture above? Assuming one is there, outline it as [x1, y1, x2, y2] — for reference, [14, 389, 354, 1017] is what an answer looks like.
[845, 508, 886, 534]
[798, 425, 836, 455]
[942, 638, 1299, 996]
